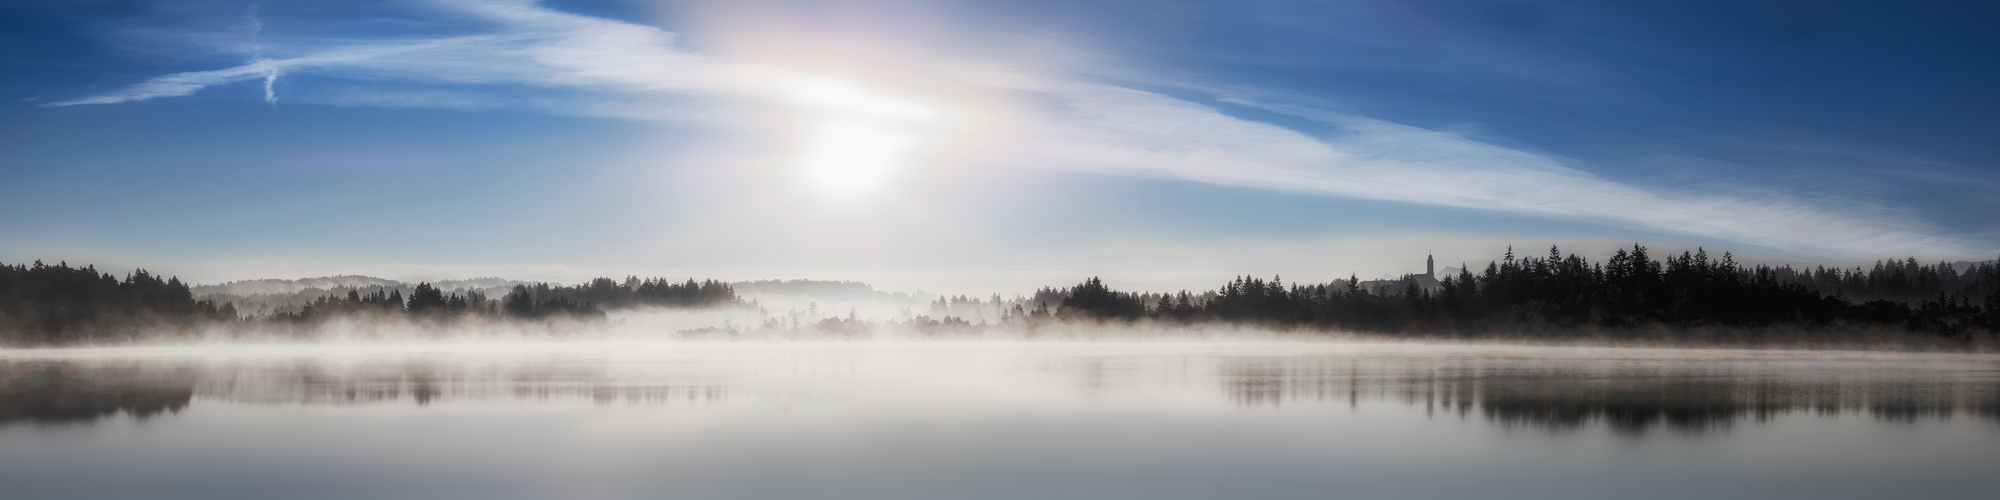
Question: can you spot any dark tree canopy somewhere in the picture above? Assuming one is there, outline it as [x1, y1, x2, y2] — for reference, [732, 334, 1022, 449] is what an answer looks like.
[5, 247, 1996, 346]
[0, 261, 232, 344]
[1056, 277, 1146, 321]
[1041, 245, 2000, 342]
[1, 261, 748, 344]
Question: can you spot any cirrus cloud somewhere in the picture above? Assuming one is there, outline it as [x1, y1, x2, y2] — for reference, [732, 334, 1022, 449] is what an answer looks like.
[47, 0, 1981, 258]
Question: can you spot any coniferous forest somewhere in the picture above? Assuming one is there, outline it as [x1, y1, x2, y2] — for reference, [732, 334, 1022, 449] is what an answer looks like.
[0, 261, 236, 344]
[0, 261, 742, 345]
[1043, 246, 2000, 344]
[3, 244, 1998, 347]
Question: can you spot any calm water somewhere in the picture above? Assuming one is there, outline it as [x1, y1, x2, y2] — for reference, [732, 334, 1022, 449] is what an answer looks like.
[3, 341, 1998, 499]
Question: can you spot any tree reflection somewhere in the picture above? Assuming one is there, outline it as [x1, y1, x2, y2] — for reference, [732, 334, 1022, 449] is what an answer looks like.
[0, 359, 727, 425]
[1218, 358, 2000, 435]
[7, 352, 1996, 434]
[0, 362, 196, 426]
[201, 361, 730, 407]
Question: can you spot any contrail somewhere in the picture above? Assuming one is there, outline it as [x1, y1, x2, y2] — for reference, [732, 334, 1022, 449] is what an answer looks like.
[248, 5, 277, 107]
[261, 60, 279, 107]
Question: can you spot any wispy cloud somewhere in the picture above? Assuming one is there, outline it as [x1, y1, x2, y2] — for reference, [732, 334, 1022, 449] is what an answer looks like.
[46, 0, 1981, 258]
[957, 75, 1969, 255]
[259, 60, 279, 106]
[244, 6, 278, 107]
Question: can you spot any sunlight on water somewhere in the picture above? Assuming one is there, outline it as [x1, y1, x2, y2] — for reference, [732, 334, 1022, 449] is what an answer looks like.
[4, 341, 1999, 499]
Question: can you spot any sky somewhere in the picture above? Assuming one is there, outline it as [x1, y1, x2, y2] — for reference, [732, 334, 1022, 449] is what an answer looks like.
[2, 0, 1997, 294]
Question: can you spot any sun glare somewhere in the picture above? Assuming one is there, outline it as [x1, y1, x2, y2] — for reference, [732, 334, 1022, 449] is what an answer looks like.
[800, 117, 917, 197]
[772, 74, 939, 198]
[782, 77, 936, 121]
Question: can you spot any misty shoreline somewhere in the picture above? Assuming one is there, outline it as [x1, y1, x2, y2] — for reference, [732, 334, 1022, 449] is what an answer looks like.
[6, 244, 1998, 351]
[4, 325, 1995, 357]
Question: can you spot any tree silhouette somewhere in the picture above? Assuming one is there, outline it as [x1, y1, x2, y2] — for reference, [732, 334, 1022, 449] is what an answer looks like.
[1031, 245, 1999, 342]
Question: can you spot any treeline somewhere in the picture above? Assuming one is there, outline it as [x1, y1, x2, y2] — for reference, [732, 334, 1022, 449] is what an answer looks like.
[0, 260, 745, 345]
[263, 279, 743, 323]
[531, 277, 740, 309]
[9, 247, 1999, 346]
[1043, 246, 2000, 342]
[1776, 258, 1994, 303]
[0, 261, 236, 344]
[250, 277, 747, 324]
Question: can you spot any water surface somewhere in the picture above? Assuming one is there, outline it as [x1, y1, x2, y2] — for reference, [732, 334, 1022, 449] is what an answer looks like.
[4, 341, 1998, 499]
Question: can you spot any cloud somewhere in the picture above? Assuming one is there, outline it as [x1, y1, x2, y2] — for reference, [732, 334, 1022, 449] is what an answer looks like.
[245, 7, 278, 107]
[959, 76, 1967, 255]
[45, 32, 520, 106]
[256, 59, 279, 106]
[51, 63, 269, 106]
[45, 0, 1980, 258]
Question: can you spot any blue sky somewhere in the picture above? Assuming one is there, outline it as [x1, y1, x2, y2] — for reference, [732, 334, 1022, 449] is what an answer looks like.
[2, 0, 1996, 292]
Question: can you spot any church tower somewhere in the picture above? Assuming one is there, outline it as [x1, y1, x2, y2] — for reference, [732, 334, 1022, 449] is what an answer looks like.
[1427, 254, 1435, 278]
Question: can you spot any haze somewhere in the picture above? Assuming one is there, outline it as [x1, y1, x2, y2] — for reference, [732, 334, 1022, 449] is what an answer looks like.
[4, 0, 1998, 293]
[5, 3, 2000, 499]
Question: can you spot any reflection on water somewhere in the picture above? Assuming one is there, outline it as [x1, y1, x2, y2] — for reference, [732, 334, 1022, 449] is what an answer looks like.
[4, 343, 2000, 500]
[6, 345, 1997, 435]
[1, 360, 727, 425]
[1216, 357, 2000, 435]
[190, 360, 728, 408]
[0, 362, 195, 425]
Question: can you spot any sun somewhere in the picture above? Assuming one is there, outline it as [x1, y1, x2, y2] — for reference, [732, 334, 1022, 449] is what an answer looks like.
[799, 117, 917, 197]
[774, 75, 938, 198]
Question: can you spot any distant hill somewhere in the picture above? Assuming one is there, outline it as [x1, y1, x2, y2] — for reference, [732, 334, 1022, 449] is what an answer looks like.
[729, 279, 936, 321]
[193, 276, 529, 316]
[191, 275, 927, 317]
[191, 275, 405, 297]
[734, 279, 898, 299]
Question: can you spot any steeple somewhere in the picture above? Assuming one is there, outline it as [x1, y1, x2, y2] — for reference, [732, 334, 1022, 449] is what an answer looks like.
[1426, 254, 1435, 278]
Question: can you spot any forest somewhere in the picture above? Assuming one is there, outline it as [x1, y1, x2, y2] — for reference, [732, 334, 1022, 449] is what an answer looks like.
[1036, 245, 2000, 342]
[4, 244, 1999, 346]
[0, 261, 742, 345]
[0, 261, 239, 344]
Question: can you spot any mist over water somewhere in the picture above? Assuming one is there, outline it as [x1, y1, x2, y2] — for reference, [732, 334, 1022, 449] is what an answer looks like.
[4, 340, 1997, 499]
[9, 0, 2000, 498]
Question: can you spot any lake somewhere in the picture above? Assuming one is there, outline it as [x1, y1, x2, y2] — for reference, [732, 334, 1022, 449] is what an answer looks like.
[3, 341, 1998, 499]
